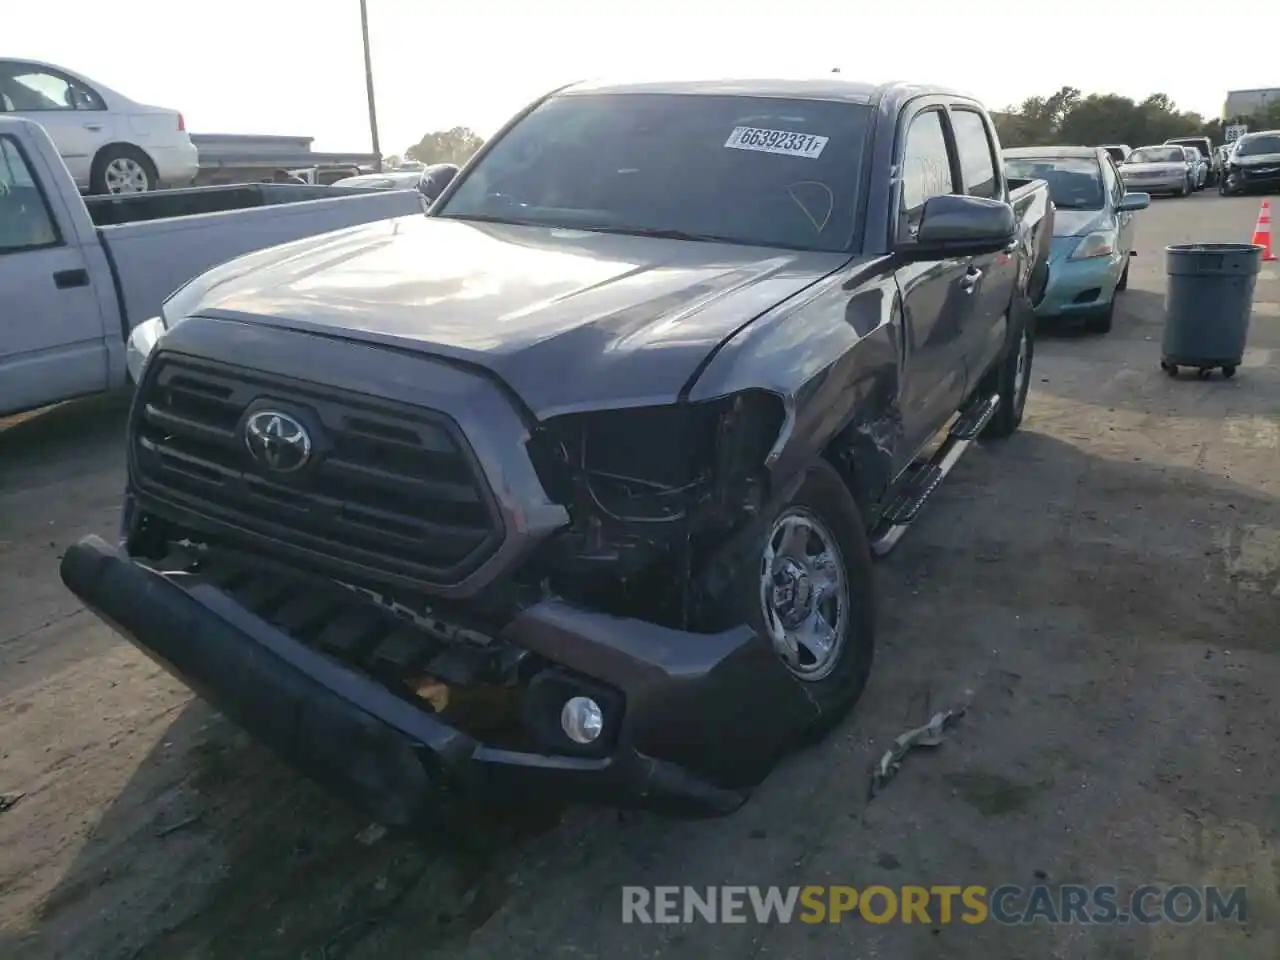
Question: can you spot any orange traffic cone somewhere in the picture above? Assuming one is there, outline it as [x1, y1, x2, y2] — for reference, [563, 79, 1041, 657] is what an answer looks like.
[1251, 199, 1276, 261]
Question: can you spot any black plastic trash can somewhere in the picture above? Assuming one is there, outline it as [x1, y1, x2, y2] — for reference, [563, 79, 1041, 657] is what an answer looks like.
[1161, 242, 1264, 379]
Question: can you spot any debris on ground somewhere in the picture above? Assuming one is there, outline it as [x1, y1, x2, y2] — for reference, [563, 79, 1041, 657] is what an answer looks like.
[868, 693, 973, 800]
[156, 815, 202, 838]
[0, 793, 23, 815]
[356, 823, 388, 846]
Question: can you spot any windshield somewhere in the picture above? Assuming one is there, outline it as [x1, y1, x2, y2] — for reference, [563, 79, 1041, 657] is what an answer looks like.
[1236, 134, 1280, 156]
[1004, 156, 1104, 209]
[436, 92, 873, 253]
[1127, 147, 1183, 164]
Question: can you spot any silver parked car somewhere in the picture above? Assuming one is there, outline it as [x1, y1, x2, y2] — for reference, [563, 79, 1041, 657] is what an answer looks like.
[0, 58, 198, 194]
[1176, 144, 1207, 190]
[1118, 145, 1194, 197]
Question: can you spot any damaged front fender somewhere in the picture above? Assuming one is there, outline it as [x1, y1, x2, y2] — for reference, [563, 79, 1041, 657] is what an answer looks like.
[686, 262, 906, 520]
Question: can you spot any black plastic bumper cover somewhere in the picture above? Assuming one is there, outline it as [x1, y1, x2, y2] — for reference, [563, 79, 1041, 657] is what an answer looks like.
[60, 536, 813, 825]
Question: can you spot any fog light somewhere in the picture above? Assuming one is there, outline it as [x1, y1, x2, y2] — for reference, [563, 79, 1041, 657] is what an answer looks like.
[560, 696, 603, 744]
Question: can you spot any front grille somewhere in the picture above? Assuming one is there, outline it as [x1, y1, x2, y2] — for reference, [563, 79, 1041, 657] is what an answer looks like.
[131, 355, 503, 585]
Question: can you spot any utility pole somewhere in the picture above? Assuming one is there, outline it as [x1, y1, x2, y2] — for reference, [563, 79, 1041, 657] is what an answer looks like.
[359, 0, 382, 170]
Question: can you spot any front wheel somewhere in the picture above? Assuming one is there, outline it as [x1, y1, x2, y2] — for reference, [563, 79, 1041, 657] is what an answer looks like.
[1084, 299, 1115, 335]
[735, 461, 876, 738]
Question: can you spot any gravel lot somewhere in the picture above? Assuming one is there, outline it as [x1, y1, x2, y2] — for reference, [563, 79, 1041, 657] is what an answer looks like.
[1, 192, 1278, 960]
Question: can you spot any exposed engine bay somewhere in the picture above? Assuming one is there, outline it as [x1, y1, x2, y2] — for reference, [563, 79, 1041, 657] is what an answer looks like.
[524, 390, 787, 630]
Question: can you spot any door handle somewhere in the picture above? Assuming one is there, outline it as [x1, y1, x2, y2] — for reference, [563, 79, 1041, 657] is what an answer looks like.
[83, 123, 103, 132]
[960, 267, 983, 293]
[53, 268, 90, 289]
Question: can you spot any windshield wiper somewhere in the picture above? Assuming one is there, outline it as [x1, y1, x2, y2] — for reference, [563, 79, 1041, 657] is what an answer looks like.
[438, 212, 549, 227]
[581, 225, 736, 243]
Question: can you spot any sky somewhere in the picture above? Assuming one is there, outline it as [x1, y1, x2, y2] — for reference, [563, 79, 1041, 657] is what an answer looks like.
[8, 1, 1279, 155]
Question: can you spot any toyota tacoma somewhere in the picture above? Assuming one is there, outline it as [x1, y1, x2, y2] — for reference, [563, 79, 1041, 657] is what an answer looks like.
[61, 77, 1052, 826]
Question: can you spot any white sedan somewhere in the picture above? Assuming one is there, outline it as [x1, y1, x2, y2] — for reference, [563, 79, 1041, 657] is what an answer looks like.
[0, 58, 198, 194]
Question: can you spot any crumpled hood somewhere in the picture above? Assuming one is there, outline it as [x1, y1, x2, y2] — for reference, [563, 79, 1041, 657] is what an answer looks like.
[169, 215, 849, 419]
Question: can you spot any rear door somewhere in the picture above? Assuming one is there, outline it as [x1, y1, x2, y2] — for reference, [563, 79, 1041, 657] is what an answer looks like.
[0, 61, 113, 191]
[948, 105, 1017, 383]
[892, 104, 971, 459]
[0, 132, 110, 415]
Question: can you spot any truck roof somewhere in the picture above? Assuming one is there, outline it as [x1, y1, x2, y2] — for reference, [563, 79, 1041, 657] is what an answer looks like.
[557, 76, 982, 111]
[1004, 146, 1099, 159]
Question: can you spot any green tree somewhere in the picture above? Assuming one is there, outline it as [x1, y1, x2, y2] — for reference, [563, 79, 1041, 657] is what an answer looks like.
[995, 88, 1218, 148]
[405, 127, 485, 165]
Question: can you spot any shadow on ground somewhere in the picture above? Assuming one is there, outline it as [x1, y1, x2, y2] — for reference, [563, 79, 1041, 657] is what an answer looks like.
[0, 393, 131, 494]
[4, 429, 1278, 960]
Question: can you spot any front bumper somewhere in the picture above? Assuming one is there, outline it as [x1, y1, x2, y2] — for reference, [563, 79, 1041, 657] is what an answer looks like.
[61, 535, 815, 824]
[1226, 167, 1280, 192]
[1035, 248, 1125, 318]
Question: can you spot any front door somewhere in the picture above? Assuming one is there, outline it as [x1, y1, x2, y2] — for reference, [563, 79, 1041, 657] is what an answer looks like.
[0, 133, 109, 415]
[1103, 155, 1135, 255]
[892, 106, 971, 463]
[0, 61, 113, 191]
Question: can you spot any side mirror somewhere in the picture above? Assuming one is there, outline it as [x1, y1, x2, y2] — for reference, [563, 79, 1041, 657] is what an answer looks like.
[903, 194, 1016, 257]
[419, 166, 458, 202]
[1117, 191, 1150, 212]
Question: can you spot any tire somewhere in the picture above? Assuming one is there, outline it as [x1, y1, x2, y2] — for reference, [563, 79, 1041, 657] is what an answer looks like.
[1116, 260, 1130, 292]
[981, 302, 1034, 439]
[1084, 298, 1115, 335]
[90, 145, 157, 195]
[729, 459, 876, 739]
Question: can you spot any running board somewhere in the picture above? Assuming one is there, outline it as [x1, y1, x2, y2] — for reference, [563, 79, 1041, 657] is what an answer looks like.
[869, 393, 1000, 557]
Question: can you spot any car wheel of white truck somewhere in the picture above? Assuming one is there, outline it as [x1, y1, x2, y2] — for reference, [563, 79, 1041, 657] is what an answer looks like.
[739, 459, 876, 739]
[91, 146, 157, 195]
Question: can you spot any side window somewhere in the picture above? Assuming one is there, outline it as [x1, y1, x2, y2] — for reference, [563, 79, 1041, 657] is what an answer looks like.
[950, 109, 999, 199]
[0, 65, 104, 112]
[899, 110, 955, 235]
[0, 136, 61, 252]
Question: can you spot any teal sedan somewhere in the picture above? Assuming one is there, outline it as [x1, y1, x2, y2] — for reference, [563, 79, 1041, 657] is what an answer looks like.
[1004, 146, 1149, 334]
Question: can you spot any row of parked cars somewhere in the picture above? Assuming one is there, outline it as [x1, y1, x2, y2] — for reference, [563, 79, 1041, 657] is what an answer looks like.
[1100, 132, 1280, 197]
[1102, 138, 1218, 195]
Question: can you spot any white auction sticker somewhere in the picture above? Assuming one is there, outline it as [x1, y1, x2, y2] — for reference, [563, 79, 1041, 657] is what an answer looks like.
[724, 126, 829, 159]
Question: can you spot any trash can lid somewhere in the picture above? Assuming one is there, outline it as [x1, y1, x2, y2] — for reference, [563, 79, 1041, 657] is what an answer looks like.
[1165, 242, 1264, 254]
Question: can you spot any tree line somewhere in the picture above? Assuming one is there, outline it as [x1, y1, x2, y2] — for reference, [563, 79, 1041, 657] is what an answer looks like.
[383, 126, 486, 168]
[992, 86, 1280, 149]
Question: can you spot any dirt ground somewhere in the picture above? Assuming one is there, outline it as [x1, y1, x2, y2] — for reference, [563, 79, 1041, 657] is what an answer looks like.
[2, 192, 1278, 960]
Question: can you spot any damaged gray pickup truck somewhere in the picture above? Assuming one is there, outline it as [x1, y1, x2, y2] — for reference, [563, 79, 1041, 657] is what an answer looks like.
[60, 77, 1053, 826]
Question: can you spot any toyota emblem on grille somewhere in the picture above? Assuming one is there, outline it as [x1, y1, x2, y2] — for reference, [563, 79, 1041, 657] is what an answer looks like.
[244, 410, 313, 473]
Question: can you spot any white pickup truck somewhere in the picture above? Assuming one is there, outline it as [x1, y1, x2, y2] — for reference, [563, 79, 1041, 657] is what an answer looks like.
[1, 115, 427, 417]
